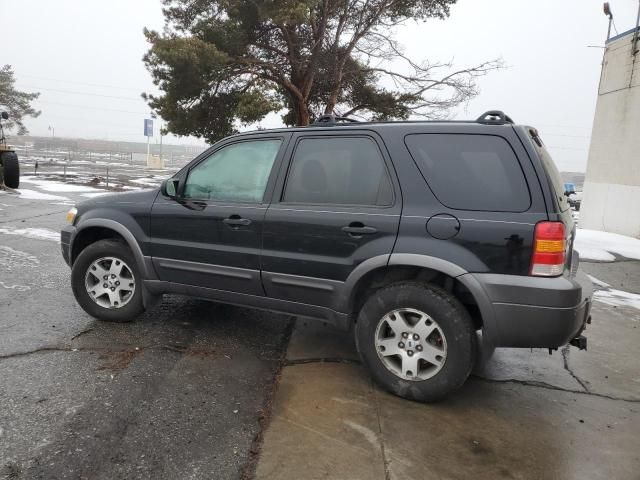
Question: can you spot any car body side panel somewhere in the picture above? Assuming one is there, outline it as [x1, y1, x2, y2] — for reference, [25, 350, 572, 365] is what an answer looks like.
[378, 124, 549, 275]
[260, 129, 402, 309]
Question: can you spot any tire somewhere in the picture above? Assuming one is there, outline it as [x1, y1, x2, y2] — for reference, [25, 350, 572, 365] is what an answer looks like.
[355, 282, 476, 402]
[71, 239, 144, 322]
[1, 151, 20, 189]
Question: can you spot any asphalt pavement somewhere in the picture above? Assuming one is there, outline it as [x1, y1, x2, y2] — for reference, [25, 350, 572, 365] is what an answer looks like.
[0, 186, 292, 479]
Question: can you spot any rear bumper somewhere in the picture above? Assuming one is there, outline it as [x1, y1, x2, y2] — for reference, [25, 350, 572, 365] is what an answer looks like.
[61, 225, 76, 267]
[472, 269, 593, 348]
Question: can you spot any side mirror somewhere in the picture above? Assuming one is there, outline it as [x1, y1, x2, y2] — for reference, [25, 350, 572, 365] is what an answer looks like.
[161, 178, 180, 198]
[1, 111, 8, 120]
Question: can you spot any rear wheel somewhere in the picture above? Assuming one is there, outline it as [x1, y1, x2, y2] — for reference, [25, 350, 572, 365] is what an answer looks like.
[71, 239, 144, 322]
[0, 151, 20, 189]
[355, 282, 476, 402]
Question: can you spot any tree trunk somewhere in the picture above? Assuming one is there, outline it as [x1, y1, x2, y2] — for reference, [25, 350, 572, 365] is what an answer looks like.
[294, 98, 311, 126]
[324, 75, 343, 115]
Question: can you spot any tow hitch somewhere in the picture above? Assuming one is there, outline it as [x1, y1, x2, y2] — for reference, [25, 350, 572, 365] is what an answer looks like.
[570, 335, 588, 351]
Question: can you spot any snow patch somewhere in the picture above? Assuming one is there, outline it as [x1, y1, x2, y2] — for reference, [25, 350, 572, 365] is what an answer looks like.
[574, 228, 640, 262]
[0, 227, 60, 242]
[15, 189, 70, 201]
[0, 245, 40, 272]
[19, 177, 102, 193]
[131, 177, 162, 186]
[81, 192, 111, 198]
[587, 275, 611, 289]
[0, 281, 30, 291]
[594, 288, 640, 311]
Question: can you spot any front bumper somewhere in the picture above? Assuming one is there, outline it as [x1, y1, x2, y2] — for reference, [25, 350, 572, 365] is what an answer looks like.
[473, 269, 593, 348]
[61, 225, 76, 267]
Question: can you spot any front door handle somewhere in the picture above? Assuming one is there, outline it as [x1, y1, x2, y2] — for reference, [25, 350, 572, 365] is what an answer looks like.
[223, 215, 252, 226]
[342, 223, 377, 236]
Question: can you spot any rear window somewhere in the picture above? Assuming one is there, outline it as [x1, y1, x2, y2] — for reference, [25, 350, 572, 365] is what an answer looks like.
[404, 134, 531, 212]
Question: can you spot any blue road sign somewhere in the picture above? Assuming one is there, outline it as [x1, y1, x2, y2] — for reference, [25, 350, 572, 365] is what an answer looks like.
[144, 119, 153, 137]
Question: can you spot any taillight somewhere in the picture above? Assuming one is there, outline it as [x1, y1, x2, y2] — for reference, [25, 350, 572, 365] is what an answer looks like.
[530, 221, 566, 277]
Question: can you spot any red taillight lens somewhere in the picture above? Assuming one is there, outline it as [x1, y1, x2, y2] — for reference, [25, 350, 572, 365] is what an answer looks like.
[530, 221, 566, 277]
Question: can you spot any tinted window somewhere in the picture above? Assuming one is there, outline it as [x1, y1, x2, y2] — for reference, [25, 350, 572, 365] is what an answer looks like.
[405, 134, 530, 212]
[283, 137, 393, 206]
[183, 139, 281, 202]
[530, 131, 570, 212]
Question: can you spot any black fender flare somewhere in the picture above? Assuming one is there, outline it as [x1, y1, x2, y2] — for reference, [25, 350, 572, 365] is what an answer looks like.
[340, 253, 497, 347]
[72, 218, 160, 308]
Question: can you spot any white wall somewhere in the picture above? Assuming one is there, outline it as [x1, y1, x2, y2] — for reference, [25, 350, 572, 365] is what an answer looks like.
[581, 29, 640, 238]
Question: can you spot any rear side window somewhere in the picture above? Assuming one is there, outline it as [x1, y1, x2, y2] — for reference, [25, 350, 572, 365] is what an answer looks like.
[529, 130, 570, 212]
[283, 136, 393, 206]
[404, 134, 531, 212]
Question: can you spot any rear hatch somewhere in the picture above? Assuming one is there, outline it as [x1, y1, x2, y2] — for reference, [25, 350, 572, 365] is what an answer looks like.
[527, 128, 576, 275]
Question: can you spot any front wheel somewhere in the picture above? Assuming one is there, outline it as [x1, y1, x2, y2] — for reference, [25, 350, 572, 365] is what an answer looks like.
[355, 282, 476, 402]
[71, 239, 144, 322]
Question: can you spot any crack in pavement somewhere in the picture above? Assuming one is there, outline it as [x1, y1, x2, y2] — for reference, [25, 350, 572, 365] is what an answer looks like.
[471, 375, 640, 403]
[70, 327, 94, 341]
[284, 357, 361, 366]
[0, 343, 215, 360]
[279, 358, 640, 403]
[0, 209, 69, 224]
[240, 317, 295, 480]
[372, 380, 392, 480]
[561, 345, 590, 392]
[0, 346, 71, 359]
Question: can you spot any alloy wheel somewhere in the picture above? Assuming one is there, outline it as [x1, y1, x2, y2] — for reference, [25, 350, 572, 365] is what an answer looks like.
[374, 308, 447, 381]
[84, 256, 136, 309]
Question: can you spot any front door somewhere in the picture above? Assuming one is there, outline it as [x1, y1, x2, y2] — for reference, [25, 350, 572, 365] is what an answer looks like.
[261, 131, 402, 310]
[149, 135, 287, 295]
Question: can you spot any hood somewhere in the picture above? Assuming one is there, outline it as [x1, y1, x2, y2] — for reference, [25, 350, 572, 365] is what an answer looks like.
[79, 188, 160, 208]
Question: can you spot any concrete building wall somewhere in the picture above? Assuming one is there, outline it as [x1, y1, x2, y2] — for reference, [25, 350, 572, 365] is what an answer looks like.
[581, 28, 640, 238]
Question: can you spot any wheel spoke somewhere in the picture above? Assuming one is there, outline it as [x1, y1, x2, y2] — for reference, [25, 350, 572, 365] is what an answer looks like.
[414, 315, 437, 340]
[401, 353, 420, 378]
[419, 342, 445, 367]
[91, 284, 106, 297]
[109, 260, 124, 277]
[90, 263, 109, 281]
[377, 337, 403, 357]
[107, 289, 120, 307]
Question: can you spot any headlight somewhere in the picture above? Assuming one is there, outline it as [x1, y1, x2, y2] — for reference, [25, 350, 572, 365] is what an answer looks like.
[66, 207, 78, 224]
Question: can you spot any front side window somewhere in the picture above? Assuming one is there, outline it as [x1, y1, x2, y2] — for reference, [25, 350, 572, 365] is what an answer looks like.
[405, 134, 531, 212]
[183, 139, 281, 202]
[283, 136, 393, 206]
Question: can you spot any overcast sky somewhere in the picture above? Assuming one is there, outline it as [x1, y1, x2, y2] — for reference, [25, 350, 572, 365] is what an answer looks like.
[3, 0, 640, 171]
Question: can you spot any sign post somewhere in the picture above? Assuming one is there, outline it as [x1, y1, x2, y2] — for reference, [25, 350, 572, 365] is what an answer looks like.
[144, 119, 153, 164]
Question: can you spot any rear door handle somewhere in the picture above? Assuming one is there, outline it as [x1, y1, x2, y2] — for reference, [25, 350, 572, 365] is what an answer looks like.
[223, 215, 252, 226]
[342, 224, 377, 236]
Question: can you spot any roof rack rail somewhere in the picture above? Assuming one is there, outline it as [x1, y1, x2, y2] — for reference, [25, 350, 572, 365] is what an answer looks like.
[476, 110, 515, 125]
[310, 114, 360, 127]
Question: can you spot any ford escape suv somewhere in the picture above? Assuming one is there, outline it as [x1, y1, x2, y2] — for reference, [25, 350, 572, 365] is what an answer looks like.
[61, 111, 593, 402]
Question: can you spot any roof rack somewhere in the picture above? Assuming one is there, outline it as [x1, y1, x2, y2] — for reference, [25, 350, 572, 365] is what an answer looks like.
[310, 114, 360, 127]
[476, 110, 515, 125]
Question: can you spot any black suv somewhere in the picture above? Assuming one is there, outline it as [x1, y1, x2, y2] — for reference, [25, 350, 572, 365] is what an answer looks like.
[61, 111, 593, 402]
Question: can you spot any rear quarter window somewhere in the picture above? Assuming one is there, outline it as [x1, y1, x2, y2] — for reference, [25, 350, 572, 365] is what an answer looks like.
[529, 130, 570, 212]
[404, 134, 531, 212]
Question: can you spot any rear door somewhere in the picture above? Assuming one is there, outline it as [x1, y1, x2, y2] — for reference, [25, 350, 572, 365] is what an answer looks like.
[149, 134, 287, 295]
[261, 130, 402, 309]
[398, 127, 548, 275]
